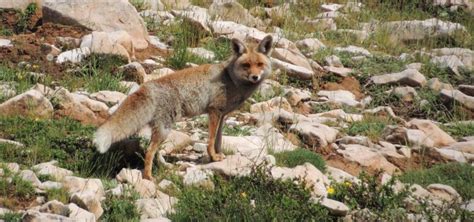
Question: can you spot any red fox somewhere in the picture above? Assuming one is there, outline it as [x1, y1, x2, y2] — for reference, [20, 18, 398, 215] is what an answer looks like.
[93, 35, 274, 179]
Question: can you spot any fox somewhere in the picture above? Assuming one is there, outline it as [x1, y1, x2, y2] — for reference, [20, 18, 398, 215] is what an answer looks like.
[93, 35, 274, 179]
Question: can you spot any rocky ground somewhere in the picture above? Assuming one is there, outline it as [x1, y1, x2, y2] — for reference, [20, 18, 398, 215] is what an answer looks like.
[0, 0, 473, 221]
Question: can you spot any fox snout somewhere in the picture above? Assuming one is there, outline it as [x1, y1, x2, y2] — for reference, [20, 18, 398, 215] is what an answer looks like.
[249, 71, 263, 83]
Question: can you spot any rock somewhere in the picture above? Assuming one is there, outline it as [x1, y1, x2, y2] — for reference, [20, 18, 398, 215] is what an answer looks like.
[337, 29, 369, 42]
[427, 184, 462, 203]
[289, 122, 338, 148]
[182, 167, 214, 188]
[161, 130, 192, 154]
[0, 0, 37, 10]
[135, 191, 177, 219]
[172, 6, 211, 33]
[321, 3, 344, 12]
[220, 135, 265, 159]
[431, 55, 465, 75]
[324, 66, 353, 78]
[461, 199, 474, 212]
[0, 89, 53, 119]
[272, 48, 313, 71]
[39, 181, 63, 190]
[22, 210, 75, 222]
[118, 62, 146, 83]
[326, 166, 360, 184]
[440, 89, 474, 111]
[157, 179, 174, 190]
[337, 144, 399, 174]
[53, 88, 109, 126]
[430, 48, 473, 70]
[442, 141, 474, 154]
[303, 18, 337, 31]
[56, 47, 91, 64]
[116, 168, 156, 198]
[38, 200, 69, 216]
[0, 82, 16, 99]
[409, 119, 456, 147]
[371, 69, 426, 87]
[148, 36, 169, 50]
[427, 78, 453, 91]
[388, 86, 418, 102]
[271, 163, 329, 197]
[43, 0, 149, 49]
[317, 90, 359, 107]
[199, 154, 253, 177]
[68, 203, 96, 222]
[254, 123, 297, 153]
[146, 68, 175, 82]
[382, 18, 467, 42]
[406, 63, 423, 70]
[334, 45, 371, 56]
[211, 21, 297, 50]
[70, 191, 104, 219]
[318, 198, 350, 216]
[284, 88, 312, 106]
[325, 55, 343, 68]
[116, 168, 142, 184]
[0, 138, 24, 148]
[19, 170, 42, 187]
[32, 161, 73, 181]
[90, 91, 127, 106]
[271, 58, 315, 80]
[56, 36, 82, 50]
[62, 176, 105, 199]
[459, 85, 474, 96]
[0, 39, 13, 47]
[187, 47, 215, 60]
[295, 38, 326, 53]
[250, 97, 292, 114]
[434, 148, 473, 163]
[81, 31, 132, 61]
[314, 109, 363, 122]
[141, 217, 172, 222]
[209, 2, 264, 28]
[5, 162, 20, 173]
[383, 126, 436, 148]
[161, 0, 190, 9]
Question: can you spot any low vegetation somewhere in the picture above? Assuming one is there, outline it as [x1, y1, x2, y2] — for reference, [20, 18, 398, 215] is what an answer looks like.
[274, 149, 326, 172]
[169, 167, 333, 221]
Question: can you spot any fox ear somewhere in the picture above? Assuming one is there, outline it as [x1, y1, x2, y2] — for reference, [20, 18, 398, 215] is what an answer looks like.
[231, 38, 247, 55]
[257, 35, 273, 55]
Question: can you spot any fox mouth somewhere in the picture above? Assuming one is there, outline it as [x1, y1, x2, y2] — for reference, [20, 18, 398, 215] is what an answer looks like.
[248, 76, 261, 83]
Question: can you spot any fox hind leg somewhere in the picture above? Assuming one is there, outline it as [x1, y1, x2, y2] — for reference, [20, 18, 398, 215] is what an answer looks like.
[143, 125, 169, 180]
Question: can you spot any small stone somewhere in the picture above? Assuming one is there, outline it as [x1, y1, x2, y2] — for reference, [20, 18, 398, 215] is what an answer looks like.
[318, 198, 350, 216]
[371, 69, 426, 87]
[70, 191, 104, 219]
[19, 170, 42, 187]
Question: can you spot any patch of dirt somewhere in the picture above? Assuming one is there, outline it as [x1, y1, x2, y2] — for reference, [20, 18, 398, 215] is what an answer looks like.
[135, 45, 168, 61]
[321, 76, 364, 99]
[0, 23, 90, 78]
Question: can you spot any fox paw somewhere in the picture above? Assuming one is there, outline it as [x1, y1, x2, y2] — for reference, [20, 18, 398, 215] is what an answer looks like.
[211, 153, 226, 162]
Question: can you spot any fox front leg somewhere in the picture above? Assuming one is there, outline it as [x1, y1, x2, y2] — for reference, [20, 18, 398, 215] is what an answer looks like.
[214, 115, 225, 155]
[207, 110, 225, 162]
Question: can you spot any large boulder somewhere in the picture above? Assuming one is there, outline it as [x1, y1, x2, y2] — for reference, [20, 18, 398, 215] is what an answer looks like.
[0, 89, 53, 119]
[42, 0, 149, 49]
[409, 119, 456, 147]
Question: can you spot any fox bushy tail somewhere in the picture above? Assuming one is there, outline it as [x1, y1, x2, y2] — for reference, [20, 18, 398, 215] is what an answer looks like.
[93, 89, 155, 153]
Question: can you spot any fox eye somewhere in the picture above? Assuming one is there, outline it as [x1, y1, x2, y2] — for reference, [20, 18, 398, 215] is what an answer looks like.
[242, 63, 250, 69]
[257, 62, 264, 67]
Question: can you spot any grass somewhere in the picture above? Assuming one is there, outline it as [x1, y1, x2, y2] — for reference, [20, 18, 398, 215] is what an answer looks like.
[273, 149, 326, 172]
[45, 187, 70, 204]
[399, 163, 474, 200]
[0, 167, 36, 209]
[343, 115, 396, 141]
[101, 188, 141, 222]
[223, 125, 252, 137]
[442, 122, 474, 140]
[14, 3, 37, 34]
[0, 116, 140, 178]
[0, 212, 22, 222]
[169, 167, 333, 221]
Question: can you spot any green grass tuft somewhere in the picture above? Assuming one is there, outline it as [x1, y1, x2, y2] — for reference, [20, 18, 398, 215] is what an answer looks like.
[343, 116, 395, 142]
[399, 163, 474, 200]
[273, 149, 326, 172]
[101, 188, 141, 222]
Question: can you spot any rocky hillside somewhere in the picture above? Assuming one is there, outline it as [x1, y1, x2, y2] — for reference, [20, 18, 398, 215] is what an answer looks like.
[0, 0, 473, 221]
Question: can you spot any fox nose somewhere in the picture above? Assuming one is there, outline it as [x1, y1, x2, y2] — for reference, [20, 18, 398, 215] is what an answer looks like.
[251, 75, 260, 81]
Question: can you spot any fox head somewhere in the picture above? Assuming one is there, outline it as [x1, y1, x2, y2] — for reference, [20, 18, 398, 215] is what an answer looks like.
[229, 35, 273, 85]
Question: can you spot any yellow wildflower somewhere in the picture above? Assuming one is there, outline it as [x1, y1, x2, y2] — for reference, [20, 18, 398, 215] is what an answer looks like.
[241, 192, 247, 198]
[344, 181, 352, 187]
[327, 186, 335, 195]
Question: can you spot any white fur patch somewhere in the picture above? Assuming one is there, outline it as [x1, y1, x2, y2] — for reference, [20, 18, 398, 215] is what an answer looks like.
[93, 128, 112, 153]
